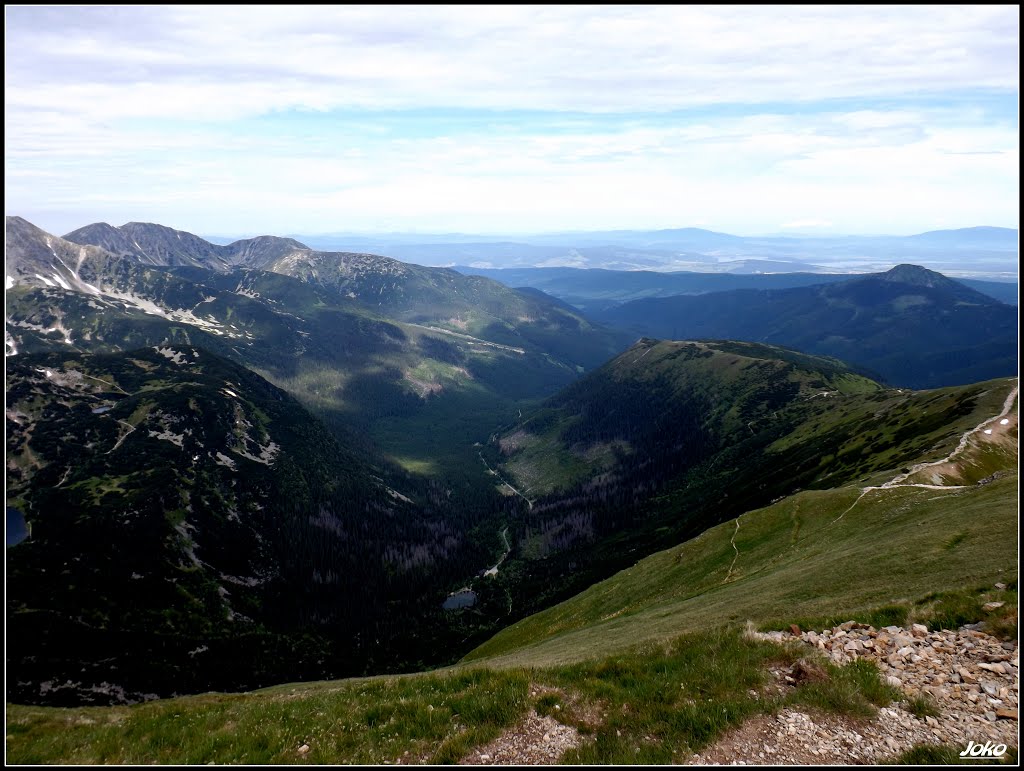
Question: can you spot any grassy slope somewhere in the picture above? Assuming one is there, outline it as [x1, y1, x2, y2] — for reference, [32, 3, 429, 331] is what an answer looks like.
[499, 339, 883, 497]
[466, 473, 1017, 668]
[7, 379, 1017, 764]
[466, 379, 1017, 667]
[6, 630, 899, 765]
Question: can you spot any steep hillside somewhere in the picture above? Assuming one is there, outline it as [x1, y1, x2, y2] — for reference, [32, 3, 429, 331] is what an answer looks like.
[5, 345, 510, 705]
[469, 376, 1018, 667]
[495, 338, 880, 498]
[465, 341, 1015, 635]
[5, 216, 123, 292]
[259, 248, 626, 370]
[594, 265, 1018, 388]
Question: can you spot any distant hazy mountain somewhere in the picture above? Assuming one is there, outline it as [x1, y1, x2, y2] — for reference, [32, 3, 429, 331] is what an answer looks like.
[902, 226, 1019, 247]
[594, 265, 1018, 389]
[278, 225, 1018, 278]
[454, 266, 1018, 309]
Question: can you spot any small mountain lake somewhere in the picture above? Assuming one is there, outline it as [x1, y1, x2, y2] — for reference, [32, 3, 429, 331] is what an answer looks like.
[442, 589, 477, 610]
[7, 507, 28, 546]
[441, 526, 509, 610]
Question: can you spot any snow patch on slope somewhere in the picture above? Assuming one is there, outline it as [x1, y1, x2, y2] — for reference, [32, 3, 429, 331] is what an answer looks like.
[233, 440, 279, 466]
[154, 346, 188, 364]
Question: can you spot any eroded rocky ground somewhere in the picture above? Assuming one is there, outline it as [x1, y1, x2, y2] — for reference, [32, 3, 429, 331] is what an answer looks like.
[460, 710, 581, 765]
[690, 621, 1017, 764]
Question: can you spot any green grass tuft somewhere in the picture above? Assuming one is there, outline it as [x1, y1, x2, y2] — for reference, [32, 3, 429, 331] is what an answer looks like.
[944, 531, 969, 550]
[911, 585, 1018, 640]
[786, 658, 899, 719]
[760, 603, 910, 634]
[905, 695, 941, 719]
[6, 669, 533, 766]
[534, 693, 561, 718]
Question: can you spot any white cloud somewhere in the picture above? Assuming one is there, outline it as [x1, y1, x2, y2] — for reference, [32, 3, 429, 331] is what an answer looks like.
[4, 6, 1019, 235]
[5, 6, 1018, 118]
[780, 219, 835, 229]
[7, 105, 1018, 235]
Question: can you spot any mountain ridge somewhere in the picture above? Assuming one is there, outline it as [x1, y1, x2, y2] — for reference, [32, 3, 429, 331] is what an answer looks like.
[460, 339, 1017, 638]
[7, 216, 629, 475]
[63, 221, 312, 272]
[53, 216, 630, 371]
[593, 266, 1018, 389]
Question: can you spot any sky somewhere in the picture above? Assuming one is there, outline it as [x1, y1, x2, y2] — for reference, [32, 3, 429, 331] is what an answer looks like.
[4, 5, 1020, 238]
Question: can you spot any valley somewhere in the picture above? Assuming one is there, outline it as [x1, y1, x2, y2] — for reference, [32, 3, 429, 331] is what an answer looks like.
[6, 368, 1017, 763]
[6, 6, 1018, 765]
[4, 214, 1018, 764]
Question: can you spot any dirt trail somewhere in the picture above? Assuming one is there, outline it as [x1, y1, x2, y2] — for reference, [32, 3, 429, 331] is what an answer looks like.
[478, 451, 534, 509]
[724, 515, 742, 583]
[408, 323, 526, 354]
[459, 710, 580, 765]
[830, 382, 1017, 525]
[882, 384, 1018, 490]
[726, 380, 1016, 590]
[106, 420, 137, 454]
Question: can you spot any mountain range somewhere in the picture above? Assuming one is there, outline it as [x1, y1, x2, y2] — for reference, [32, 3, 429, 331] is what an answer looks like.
[280, 225, 1019, 279]
[4, 215, 1019, 713]
[6, 217, 629, 475]
[589, 265, 1018, 389]
[7, 360, 1017, 760]
[453, 265, 1019, 310]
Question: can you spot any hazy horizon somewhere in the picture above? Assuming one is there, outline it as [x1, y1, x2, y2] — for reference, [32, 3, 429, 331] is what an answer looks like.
[8, 216, 1020, 245]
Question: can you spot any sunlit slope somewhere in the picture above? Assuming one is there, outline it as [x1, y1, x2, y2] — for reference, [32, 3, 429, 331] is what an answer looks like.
[7, 216, 624, 475]
[495, 338, 881, 498]
[466, 378, 1018, 668]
